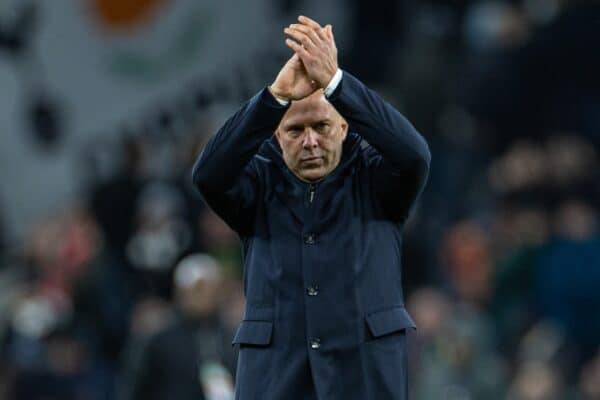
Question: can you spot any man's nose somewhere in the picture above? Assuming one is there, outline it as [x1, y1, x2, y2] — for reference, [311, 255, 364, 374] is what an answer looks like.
[302, 129, 318, 149]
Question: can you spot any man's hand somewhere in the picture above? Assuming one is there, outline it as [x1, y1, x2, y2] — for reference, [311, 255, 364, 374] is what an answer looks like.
[269, 53, 318, 101]
[284, 15, 338, 90]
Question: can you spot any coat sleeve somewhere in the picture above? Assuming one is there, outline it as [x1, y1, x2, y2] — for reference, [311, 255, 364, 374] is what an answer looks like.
[191, 88, 289, 233]
[327, 71, 431, 223]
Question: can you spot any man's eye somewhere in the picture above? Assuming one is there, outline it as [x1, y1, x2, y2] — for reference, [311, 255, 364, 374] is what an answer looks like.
[316, 123, 329, 131]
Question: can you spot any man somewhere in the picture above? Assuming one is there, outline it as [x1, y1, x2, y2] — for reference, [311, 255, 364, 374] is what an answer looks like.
[127, 254, 236, 400]
[192, 15, 430, 400]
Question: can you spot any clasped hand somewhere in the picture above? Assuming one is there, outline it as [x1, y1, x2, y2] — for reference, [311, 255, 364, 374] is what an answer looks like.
[269, 15, 338, 102]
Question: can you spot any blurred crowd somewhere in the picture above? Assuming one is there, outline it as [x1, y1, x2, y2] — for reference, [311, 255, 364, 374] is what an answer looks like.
[1, 0, 599, 399]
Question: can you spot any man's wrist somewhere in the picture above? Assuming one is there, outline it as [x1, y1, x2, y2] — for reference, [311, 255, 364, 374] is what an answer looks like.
[324, 68, 343, 98]
[268, 85, 290, 106]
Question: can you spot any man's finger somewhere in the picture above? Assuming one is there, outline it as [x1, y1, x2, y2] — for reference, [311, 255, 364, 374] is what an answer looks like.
[284, 28, 317, 51]
[288, 24, 322, 36]
[285, 38, 311, 60]
[286, 25, 321, 47]
[326, 25, 337, 47]
[298, 15, 321, 30]
[297, 15, 329, 42]
[316, 25, 329, 42]
[289, 24, 321, 43]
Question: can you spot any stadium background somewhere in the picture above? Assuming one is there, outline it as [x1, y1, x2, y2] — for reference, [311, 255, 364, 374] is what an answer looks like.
[0, 0, 599, 398]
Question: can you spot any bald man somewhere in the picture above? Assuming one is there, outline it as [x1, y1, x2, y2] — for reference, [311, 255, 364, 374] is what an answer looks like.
[192, 15, 430, 400]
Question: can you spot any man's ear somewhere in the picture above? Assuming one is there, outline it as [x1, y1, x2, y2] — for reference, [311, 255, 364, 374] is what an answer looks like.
[340, 117, 348, 140]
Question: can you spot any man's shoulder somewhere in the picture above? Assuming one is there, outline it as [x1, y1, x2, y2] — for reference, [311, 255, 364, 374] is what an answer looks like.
[252, 137, 277, 165]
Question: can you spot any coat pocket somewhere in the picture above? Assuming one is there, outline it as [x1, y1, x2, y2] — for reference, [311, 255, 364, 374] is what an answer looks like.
[231, 320, 273, 346]
[365, 306, 416, 338]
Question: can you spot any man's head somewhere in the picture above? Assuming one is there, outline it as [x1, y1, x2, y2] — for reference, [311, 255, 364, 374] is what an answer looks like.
[275, 91, 348, 182]
[174, 253, 223, 317]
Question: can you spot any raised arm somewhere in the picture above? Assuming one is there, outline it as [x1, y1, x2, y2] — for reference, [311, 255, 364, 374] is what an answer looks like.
[191, 89, 284, 233]
[328, 72, 431, 222]
[191, 89, 285, 196]
[285, 15, 431, 222]
[191, 49, 322, 232]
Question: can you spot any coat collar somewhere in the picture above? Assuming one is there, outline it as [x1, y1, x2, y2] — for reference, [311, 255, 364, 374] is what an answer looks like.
[256, 132, 362, 226]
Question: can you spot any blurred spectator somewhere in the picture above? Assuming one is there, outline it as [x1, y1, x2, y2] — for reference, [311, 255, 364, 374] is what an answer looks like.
[118, 296, 174, 400]
[196, 208, 242, 279]
[90, 135, 145, 262]
[488, 135, 597, 196]
[1, 204, 134, 399]
[507, 360, 565, 400]
[506, 320, 568, 399]
[10, 327, 114, 400]
[408, 287, 507, 399]
[68, 206, 134, 362]
[490, 204, 549, 353]
[123, 253, 236, 400]
[4, 291, 114, 400]
[534, 199, 600, 371]
[578, 349, 600, 399]
[126, 181, 192, 298]
[440, 220, 493, 306]
[463, 0, 600, 147]
[463, 1, 530, 52]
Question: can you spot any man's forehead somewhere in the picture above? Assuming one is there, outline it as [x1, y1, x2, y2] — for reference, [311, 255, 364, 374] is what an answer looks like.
[280, 92, 339, 126]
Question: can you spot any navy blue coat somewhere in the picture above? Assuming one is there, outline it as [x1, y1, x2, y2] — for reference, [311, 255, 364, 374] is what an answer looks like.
[192, 71, 431, 400]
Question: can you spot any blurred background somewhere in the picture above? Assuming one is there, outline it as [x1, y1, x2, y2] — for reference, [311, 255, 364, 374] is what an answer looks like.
[0, 0, 599, 399]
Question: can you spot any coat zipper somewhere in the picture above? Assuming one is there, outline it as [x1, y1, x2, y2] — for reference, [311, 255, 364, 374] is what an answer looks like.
[309, 184, 316, 203]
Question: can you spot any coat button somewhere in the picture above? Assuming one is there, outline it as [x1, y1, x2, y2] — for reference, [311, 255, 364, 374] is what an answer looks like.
[310, 338, 321, 349]
[306, 286, 319, 296]
[304, 234, 315, 244]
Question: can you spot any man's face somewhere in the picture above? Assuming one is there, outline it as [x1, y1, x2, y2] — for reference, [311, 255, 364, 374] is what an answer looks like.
[275, 91, 348, 182]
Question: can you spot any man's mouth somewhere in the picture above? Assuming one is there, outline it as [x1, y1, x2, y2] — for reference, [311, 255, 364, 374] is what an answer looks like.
[301, 156, 322, 162]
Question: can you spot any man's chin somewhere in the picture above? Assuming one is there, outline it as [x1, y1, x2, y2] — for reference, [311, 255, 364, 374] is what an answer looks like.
[298, 167, 327, 182]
